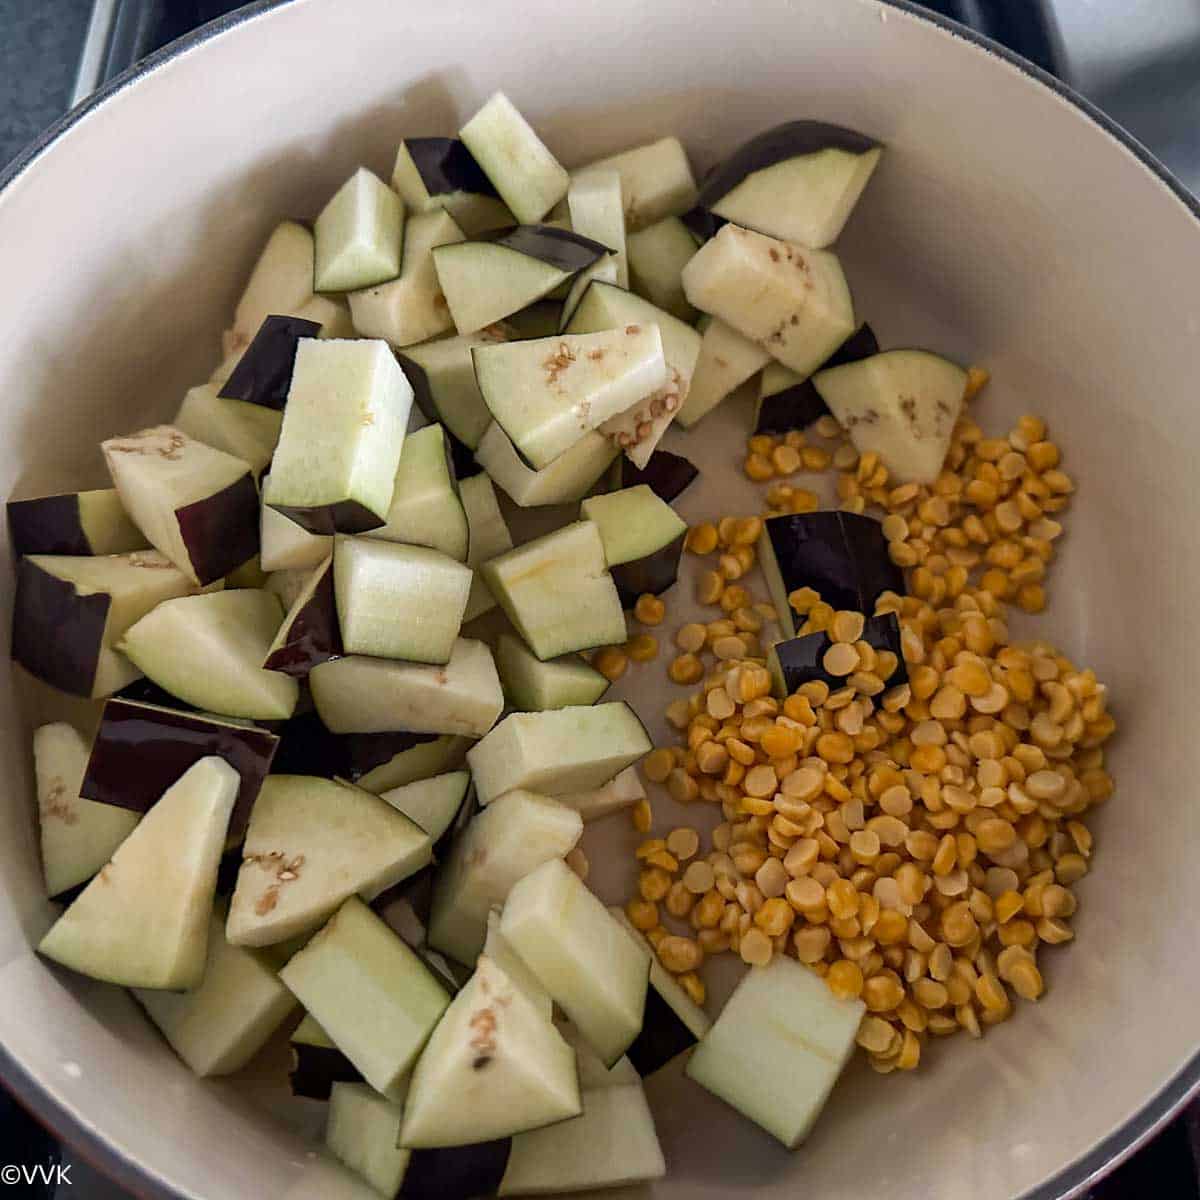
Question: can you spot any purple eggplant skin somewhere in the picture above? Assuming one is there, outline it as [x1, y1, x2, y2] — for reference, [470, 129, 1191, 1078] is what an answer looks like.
[11, 558, 109, 696]
[611, 448, 699, 504]
[399, 1140, 513, 1200]
[625, 986, 699, 1077]
[80, 699, 279, 839]
[761, 511, 903, 627]
[8, 494, 103, 557]
[753, 324, 880, 436]
[768, 612, 907, 698]
[177, 471, 261, 584]
[612, 531, 686, 608]
[472, 224, 609, 273]
[263, 559, 343, 677]
[393, 355, 482, 481]
[289, 1043, 363, 1101]
[681, 206, 724, 244]
[270, 712, 439, 783]
[218, 315, 321, 411]
[404, 137, 499, 198]
[267, 498, 384, 537]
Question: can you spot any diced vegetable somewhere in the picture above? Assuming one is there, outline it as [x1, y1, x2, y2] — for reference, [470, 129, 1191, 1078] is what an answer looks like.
[574, 137, 697, 231]
[474, 423, 617, 508]
[290, 1013, 362, 1099]
[460, 473, 513, 622]
[259, 476, 333, 572]
[326, 1082, 412, 1196]
[229, 221, 315, 354]
[678, 318, 771, 428]
[217, 314, 320, 410]
[313, 167, 404, 292]
[685, 954, 864, 1147]
[174, 385, 282, 476]
[767, 611, 907, 697]
[484, 908, 552, 1021]
[38, 756, 238, 989]
[504, 300, 562, 340]
[390, 136, 512, 235]
[262, 554, 342, 676]
[227, 775, 431, 947]
[581, 485, 687, 567]
[608, 447, 699, 503]
[397, 1141, 514, 1200]
[495, 632, 609, 712]
[681, 223, 856, 376]
[380, 770, 471, 845]
[7, 488, 145, 558]
[566, 169, 627, 288]
[481, 521, 626, 660]
[355, 734, 473, 794]
[627, 216, 698, 320]
[553, 766, 645, 822]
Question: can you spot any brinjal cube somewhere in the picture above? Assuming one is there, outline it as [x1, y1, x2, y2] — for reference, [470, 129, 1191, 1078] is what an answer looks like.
[267, 717, 437, 783]
[348, 208, 465, 347]
[426, 790, 582, 965]
[398, 325, 509, 453]
[399, 1141, 514, 1200]
[485, 908, 552, 1021]
[380, 770, 471, 846]
[753, 323, 879, 434]
[610, 907, 711, 1075]
[217, 314, 321, 410]
[12, 550, 196, 697]
[567, 169, 627, 287]
[481, 521, 625, 661]
[264, 339, 413, 535]
[495, 632, 609, 712]
[119, 589, 299, 720]
[574, 137, 697, 232]
[459, 93, 569, 225]
[326, 1083, 412, 1196]
[681, 223, 856, 377]
[134, 904, 297, 1077]
[685, 954, 864, 1147]
[676, 319, 770, 428]
[34, 723, 139, 899]
[696, 120, 881, 249]
[390, 136, 512, 235]
[259, 476, 333, 571]
[227, 775, 431, 947]
[371, 423, 469, 561]
[280, 896, 451, 1099]
[554, 766, 645, 823]
[627, 216, 698, 321]
[355, 734, 473, 794]
[262, 554, 342, 677]
[460, 473, 513, 623]
[501, 858, 649, 1066]
[814, 348, 968, 485]
[81, 698, 278, 838]
[310, 640, 503, 738]
[102, 426, 258, 585]
[229, 221, 315, 356]
[498, 1082, 665, 1196]
[581, 485, 686, 568]
[609, 447, 699, 503]
[38, 756, 238, 989]
[474, 423, 616, 508]
[758, 511, 904, 638]
[768, 612, 906, 698]
[174, 384, 282, 477]
[400, 953, 580, 1148]
[291, 1013, 362, 1100]
[474, 325, 667, 469]
[433, 225, 606, 334]
[467, 702, 650, 806]
[313, 167, 404, 293]
[7, 488, 145, 557]
[333, 537, 470, 663]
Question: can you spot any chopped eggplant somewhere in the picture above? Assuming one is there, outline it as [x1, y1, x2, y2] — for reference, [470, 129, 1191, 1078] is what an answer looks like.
[627, 216, 698, 320]
[270, 713, 441, 783]
[280, 896, 451, 1099]
[390, 136, 512, 235]
[380, 770, 471, 846]
[581, 485, 686, 568]
[753, 322, 878, 434]
[553, 766, 645, 823]
[333, 536, 471, 663]
[566, 169, 627, 288]
[813, 348, 968, 484]
[474, 422, 617, 508]
[467, 702, 650, 806]
[501, 858, 649, 1066]
[313, 167, 404, 293]
[227, 775, 431, 947]
[217, 314, 320, 410]
[685, 954, 864, 1147]
[355, 734, 473, 794]
[495, 632, 609, 712]
[608, 447, 699, 503]
[371, 423, 469, 561]
[264, 339, 413, 535]
[485, 908, 552, 1021]
[81, 698, 278, 838]
[460, 473, 513, 623]
[7, 488, 145, 558]
[174, 383, 282, 477]
[398, 1140, 514, 1200]
[310, 639, 503, 737]
[226, 555, 267, 590]
[348, 208, 465, 347]
[102, 426, 258, 585]
[325, 1083, 412, 1196]
[34, 723, 139, 899]
[481, 521, 626, 660]
[120, 589, 299, 721]
[291, 1013, 362, 1100]
[681, 223, 856, 376]
[768, 612, 907, 697]
[12, 550, 196, 697]
[229, 221, 316, 355]
[474, 325, 667, 468]
[426, 789, 582, 965]
[676, 318, 771, 428]
[504, 300, 563, 340]
[38, 756, 238, 989]
[262, 554, 342, 677]
[574, 137, 697, 231]
[758, 511, 904, 638]
[259, 476, 333, 571]
[433, 225, 606, 334]
[459, 93, 569, 224]
[694, 120, 882, 249]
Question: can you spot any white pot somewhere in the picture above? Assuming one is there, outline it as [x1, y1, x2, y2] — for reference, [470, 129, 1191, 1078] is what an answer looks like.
[1, 1, 1196, 1197]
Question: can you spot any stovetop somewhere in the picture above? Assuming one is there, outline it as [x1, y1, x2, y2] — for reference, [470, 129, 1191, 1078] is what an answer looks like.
[0, 1, 1197, 1196]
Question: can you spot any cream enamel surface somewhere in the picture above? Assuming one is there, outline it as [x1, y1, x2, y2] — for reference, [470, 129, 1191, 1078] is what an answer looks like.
[0, 0, 1197, 1196]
